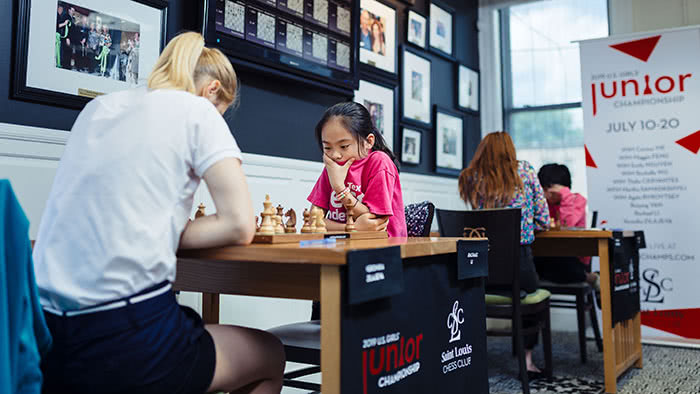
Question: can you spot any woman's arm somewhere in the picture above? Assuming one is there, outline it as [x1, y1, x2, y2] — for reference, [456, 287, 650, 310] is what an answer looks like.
[179, 158, 256, 249]
[530, 168, 550, 230]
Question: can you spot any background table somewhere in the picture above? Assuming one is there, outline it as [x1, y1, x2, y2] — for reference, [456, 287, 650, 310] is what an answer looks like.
[532, 230, 642, 394]
[175, 237, 488, 394]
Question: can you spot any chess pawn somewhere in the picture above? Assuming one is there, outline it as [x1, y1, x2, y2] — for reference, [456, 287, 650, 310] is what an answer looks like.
[195, 203, 206, 219]
[345, 212, 356, 232]
[314, 207, 327, 233]
[301, 209, 313, 233]
[259, 195, 276, 235]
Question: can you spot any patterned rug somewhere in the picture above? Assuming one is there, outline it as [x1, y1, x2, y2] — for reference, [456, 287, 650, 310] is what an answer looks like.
[487, 331, 700, 394]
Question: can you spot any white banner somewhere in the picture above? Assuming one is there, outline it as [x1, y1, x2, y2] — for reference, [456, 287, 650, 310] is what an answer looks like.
[580, 27, 700, 346]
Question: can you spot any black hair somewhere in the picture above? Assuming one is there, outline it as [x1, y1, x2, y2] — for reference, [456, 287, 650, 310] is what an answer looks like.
[315, 102, 400, 171]
[538, 163, 572, 188]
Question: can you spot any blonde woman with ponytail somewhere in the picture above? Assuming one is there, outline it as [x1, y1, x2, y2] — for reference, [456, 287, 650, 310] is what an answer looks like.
[34, 32, 284, 394]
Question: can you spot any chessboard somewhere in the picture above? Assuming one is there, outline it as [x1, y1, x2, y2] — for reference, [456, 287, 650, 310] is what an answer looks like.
[252, 230, 388, 244]
[194, 194, 389, 245]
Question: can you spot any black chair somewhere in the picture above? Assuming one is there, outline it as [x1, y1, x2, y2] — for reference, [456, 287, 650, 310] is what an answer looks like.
[436, 207, 552, 394]
[536, 213, 603, 363]
[267, 201, 436, 392]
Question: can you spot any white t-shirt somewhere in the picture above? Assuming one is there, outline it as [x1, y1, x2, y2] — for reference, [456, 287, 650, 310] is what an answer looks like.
[33, 88, 242, 311]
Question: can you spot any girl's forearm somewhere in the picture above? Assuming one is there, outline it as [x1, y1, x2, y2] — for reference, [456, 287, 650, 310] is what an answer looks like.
[324, 218, 346, 231]
[339, 193, 371, 219]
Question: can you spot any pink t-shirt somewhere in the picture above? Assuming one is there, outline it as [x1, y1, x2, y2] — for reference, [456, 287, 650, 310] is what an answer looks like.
[307, 151, 407, 237]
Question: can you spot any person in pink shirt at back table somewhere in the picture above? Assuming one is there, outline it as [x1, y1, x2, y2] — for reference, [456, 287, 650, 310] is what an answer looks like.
[534, 164, 599, 286]
[307, 102, 407, 237]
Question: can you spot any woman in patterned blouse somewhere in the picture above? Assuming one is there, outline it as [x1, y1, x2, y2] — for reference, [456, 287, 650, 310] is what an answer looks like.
[458, 131, 550, 377]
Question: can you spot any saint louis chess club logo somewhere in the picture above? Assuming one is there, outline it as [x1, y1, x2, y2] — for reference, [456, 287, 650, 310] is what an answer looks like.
[441, 300, 473, 375]
[447, 300, 464, 343]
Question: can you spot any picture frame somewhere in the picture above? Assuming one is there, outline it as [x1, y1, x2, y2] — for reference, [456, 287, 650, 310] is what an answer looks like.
[406, 9, 427, 49]
[359, 0, 397, 80]
[400, 45, 431, 128]
[12, 0, 168, 109]
[434, 105, 464, 176]
[429, 0, 455, 60]
[401, 127, 421, 165]
[354, 79, 397, 152]
[457, 64, 479, 113]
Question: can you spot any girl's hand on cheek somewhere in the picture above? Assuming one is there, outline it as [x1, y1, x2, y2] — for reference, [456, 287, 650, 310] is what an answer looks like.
[323, 154, 355, 191]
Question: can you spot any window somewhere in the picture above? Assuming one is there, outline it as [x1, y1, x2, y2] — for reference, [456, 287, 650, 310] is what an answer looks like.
[501, 0, 608, 196]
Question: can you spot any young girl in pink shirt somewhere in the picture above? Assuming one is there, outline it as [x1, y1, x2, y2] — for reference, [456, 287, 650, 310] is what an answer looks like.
[307, 102, 407, 237]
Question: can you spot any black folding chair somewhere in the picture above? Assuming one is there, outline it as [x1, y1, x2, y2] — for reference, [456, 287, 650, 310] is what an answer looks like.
[436, 207, 552, 394]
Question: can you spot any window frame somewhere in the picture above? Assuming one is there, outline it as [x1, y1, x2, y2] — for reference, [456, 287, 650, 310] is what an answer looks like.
[499, 6, 602, 134]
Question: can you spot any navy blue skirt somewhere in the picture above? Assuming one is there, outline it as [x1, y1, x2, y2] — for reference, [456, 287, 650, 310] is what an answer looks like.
[41, 283, 216, 394]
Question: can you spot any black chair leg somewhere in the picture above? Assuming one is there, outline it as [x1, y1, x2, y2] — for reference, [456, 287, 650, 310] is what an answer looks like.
[514, 318, 530, 394]
[542, 303, 553, 380]
[588, 292, 603, 351]
[576, 292, 587, 364]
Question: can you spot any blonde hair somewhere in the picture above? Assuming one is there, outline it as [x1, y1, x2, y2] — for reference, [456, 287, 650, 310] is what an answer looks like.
[148, 31, 238, 107]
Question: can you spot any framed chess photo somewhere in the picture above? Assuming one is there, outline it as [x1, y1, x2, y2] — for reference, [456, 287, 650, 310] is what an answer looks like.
[406, 9, 426, 49]
[401, 127, 421, 165]
[401, 45, 431, 127]
[12, 0, 168, 109]
[359, 0, 397, 77]
[457, 64, 479, 113]
[354, 79, 397, 152]
[434, 106, 463, 176]
[429, 0, 454, 60]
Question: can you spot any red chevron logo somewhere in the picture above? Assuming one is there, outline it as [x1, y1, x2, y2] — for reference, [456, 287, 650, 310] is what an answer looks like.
[609, 35, 661, 62]
[676, 130, 700, 154]
[585, 145, 598, 168]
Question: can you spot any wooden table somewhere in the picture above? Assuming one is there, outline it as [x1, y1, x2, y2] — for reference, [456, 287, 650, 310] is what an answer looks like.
[175, 237, 482, 394]
[532, 230, 642, 394]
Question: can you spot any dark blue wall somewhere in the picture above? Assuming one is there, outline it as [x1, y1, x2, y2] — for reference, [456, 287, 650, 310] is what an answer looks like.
[1, 0, 479, 176]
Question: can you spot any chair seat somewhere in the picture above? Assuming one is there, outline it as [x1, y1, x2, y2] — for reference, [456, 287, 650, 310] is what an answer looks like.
[268, 320, 320, 350]
[268, 320, 320, 365]
[485, 289, 551, 305]
[539, 280, 592, 295]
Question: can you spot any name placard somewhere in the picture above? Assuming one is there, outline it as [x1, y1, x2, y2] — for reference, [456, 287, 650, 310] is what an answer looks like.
[347, 246, 403, 305]
[457, 240, 489, 280]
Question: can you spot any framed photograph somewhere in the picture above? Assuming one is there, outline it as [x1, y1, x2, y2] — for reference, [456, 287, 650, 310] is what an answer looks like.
[13, 0, 168, 109]
[457, 64, 479, 113]
[354, 79, 397, 152]
[434, 106, 463, 176]
[429, 1, 455, 60]
[401, 127, 421, 165]
[401, 45, 431, 127]
[406, 10, 427, 49]
[359, 0, 397, 77]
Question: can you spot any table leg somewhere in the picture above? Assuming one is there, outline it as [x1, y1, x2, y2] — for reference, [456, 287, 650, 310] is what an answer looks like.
[321, 265, 341, 394]
[634, 312, 643, 368]
[598, 239, 616, 394]
[202, 292, 220, 324]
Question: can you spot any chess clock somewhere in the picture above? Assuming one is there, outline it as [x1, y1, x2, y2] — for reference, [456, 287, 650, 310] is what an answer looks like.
[202, 0, 359, 95]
